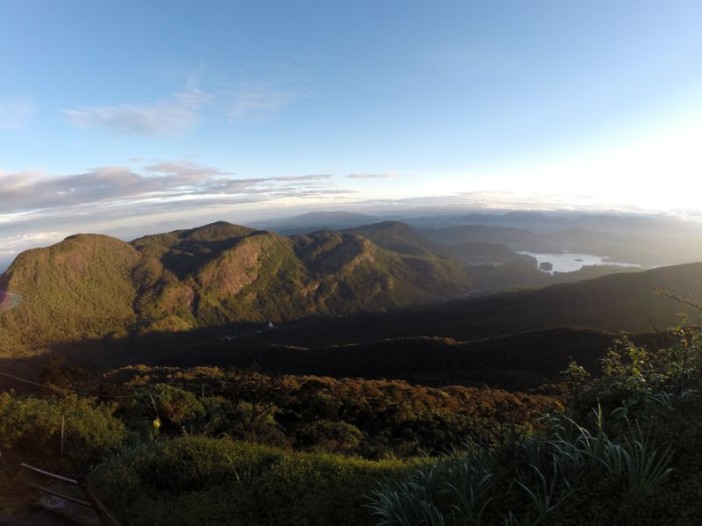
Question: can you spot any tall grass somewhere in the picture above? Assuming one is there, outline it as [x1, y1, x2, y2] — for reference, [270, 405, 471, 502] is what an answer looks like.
[367, 409, 673, 526]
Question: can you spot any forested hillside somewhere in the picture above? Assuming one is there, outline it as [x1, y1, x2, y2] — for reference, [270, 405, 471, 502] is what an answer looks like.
[0, 222, 475, 349]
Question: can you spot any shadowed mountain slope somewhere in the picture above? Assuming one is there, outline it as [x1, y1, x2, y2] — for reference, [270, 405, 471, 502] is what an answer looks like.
[0, 221, 476, 349]
[239, 262, 702, 350]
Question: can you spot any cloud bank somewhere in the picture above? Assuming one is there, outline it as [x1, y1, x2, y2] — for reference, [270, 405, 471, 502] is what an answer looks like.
[0, 160, 349, 270]
[0, 162, 339, 216]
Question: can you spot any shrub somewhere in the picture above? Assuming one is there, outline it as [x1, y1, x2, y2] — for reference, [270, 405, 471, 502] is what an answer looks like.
[90, 436, 408, 526]
[0, 393, 125, 472]
[148, 383, 206, 432]
[368, 409, 674, 526]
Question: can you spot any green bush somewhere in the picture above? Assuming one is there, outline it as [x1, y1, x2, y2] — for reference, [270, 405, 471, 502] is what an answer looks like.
[90, 436, 409, 526]
[148, 383, 206, 432]
[0, 393, 125, 472]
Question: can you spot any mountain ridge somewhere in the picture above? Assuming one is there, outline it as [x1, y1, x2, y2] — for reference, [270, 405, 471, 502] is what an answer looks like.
[1, 220, 697, 359]
[0, 221, 476, 349]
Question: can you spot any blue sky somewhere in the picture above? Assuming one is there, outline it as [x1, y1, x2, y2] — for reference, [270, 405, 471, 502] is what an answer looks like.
[2, 0, 702, 265]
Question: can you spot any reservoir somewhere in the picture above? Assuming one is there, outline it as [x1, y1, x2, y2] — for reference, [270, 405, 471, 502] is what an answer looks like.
[518, 252, 642, 274]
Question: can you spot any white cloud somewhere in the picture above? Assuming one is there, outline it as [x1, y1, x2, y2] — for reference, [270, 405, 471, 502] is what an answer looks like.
[143, 160, 230, 179]
[272, 174, 332, 182]
[63, 81, 212, 136]
[349, 172, 398, 179]
[229, 91, 289, 119]
[224, 79, 301, 121]
[0, 231, 70, 273]
[0, 231, 69, 252]
[0, 161, 344, 233]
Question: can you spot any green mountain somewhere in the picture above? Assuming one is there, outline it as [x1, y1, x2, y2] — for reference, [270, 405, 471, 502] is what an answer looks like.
[1, 218, 691, 373]
[0, 221, 475, 349]
[0, 234, 141, 344]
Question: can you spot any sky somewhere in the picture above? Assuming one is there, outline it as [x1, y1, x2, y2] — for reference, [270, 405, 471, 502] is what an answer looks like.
[2, 0, 702, 268]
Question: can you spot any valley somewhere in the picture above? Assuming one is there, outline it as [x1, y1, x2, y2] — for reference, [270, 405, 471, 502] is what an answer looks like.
[2, 216, 700, 388]
[2, 216, 702, 526]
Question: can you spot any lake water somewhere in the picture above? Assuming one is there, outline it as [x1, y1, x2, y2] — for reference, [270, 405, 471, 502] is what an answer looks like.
[518, 251, 642, 274]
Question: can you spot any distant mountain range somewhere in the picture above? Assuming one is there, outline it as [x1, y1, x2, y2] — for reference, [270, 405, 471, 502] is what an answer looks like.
[1, 218, 701, 391]
[259, 210, 702, 266]
[257, 209, 702, 236]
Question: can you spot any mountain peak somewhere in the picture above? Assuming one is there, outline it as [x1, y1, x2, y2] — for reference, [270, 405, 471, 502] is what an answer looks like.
[178, 221, 256, 241]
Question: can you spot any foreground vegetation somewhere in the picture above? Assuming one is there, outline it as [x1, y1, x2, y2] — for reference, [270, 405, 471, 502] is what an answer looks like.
[91, 437, 407, 526]
[3, 319, 702, 524]
[367, 321, 702, 526]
